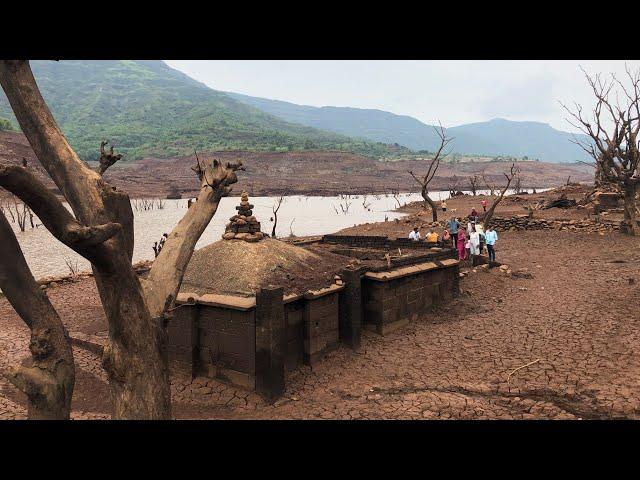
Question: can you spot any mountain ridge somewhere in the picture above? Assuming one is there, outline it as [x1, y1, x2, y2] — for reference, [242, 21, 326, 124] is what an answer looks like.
[227, 92, 592, 163]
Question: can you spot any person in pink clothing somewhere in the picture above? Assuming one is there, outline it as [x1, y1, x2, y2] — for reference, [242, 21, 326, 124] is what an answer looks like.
[457, 229, 467, 260]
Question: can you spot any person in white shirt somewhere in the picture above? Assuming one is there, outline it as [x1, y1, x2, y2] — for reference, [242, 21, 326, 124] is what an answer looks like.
[408, 227, 421, 241]
[469, 226, 480, 256]
[475, 222, 485, 254]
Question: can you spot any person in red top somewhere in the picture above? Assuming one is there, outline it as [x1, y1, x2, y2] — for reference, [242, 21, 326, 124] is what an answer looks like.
[481, 199, 488, 212]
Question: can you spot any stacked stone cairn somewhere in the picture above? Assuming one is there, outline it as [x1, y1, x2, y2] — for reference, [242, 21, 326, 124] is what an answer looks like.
[222, 191, 264, 242]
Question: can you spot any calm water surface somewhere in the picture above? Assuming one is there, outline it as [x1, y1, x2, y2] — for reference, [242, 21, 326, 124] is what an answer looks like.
[9, 189, 542, 279]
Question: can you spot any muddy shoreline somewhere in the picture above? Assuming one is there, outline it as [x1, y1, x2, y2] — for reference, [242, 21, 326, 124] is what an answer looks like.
[1, 184, 639, 420]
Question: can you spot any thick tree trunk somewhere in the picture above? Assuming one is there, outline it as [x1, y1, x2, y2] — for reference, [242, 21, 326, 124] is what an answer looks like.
[620, 182, 638, 235]
[0, 212, 74, 419]
[271, 211, 278, 238]
[0, 60, 170, 419]
[0, 61, 241, 418]
[422, 186, 437, 222]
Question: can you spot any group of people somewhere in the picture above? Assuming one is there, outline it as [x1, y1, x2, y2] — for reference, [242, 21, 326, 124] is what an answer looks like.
[408, 206, 499, 262]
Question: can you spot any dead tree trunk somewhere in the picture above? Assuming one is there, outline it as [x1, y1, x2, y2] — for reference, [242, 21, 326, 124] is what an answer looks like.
[621, 180, 639, 234]
[469, 175, 479, 196]
[409, 123, 452, 223]
[0, 211, 75, 419]
[482, 164, 517, 228]
[561, 66, 640, 236]
[0, 60, 243, 419]
[271, 195, 283, 239]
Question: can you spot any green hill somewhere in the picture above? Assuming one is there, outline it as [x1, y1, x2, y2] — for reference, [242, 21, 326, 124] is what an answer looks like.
[0, 61, 402, 160]
[229, 92, 593, 163]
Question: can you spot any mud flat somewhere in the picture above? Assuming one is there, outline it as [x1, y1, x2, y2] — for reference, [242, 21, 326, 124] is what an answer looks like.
[2, 186, 639, 419]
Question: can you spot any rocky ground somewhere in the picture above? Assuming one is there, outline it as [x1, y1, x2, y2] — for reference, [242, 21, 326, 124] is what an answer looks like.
[1, 188, 639, 419]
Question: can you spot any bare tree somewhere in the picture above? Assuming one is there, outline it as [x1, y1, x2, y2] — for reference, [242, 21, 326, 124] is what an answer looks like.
[447, 175, 460, 198]
[408, 124, 453, 221]
[482, 170, 496, 196]
[561, 66, 640, 235]
[64, 257, 79, 275]
[513, 169, 524, 194]
[271, 195, 284, 238]
[482, 164, 518, 228]
[0, 60, 243, 419]
[468, 174, 480, 196]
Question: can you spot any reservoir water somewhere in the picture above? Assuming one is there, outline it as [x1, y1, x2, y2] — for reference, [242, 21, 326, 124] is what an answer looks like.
[6, 189, 542, 279]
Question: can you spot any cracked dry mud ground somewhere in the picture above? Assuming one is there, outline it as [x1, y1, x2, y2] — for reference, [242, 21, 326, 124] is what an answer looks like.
[1, 230, 639, 419]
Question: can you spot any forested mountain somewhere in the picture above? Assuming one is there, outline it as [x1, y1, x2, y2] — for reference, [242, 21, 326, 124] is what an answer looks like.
[0, 61, 402, 160]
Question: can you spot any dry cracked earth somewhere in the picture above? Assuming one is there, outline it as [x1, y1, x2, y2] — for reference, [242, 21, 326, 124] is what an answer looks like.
[1, 229, 639, 420]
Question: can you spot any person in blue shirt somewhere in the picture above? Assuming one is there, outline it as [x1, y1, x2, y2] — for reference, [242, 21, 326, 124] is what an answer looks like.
[447, 217, 460, 249]
[485, 225, 498, 262]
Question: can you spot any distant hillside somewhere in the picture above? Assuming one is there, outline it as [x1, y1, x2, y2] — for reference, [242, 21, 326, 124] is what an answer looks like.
[0, 61, 402, 160]
[446, 119, 590, 163]
[228, 92, 592, 163]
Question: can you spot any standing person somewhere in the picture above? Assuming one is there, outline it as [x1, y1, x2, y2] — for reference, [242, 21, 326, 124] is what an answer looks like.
[448, 217, 460, 249]
[469, 226, 480, 258]
[441, 199, 447, 213]
[481, 199, 488, 212]
[485, 225, 498, 262]
[475, 222, 485, 254]
[465, 234, 471, 259]
[409, 227, 421, 241]
[457, 229, 467, 260]
[469, 208, 479, 223]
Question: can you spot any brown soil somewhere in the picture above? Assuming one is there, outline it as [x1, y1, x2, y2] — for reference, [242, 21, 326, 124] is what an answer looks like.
[1, 131, 594, 198]
[1, 182, 638, 420]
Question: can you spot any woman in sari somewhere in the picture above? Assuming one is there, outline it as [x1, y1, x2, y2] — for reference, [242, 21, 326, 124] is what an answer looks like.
[457, 228, 467, 260]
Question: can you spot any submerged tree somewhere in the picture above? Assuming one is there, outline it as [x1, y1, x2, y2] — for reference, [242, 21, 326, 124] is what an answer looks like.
[468, 174, 480, 196]
[271, 195, 284, 238]
[561, 66, 640, 235]
[482, 163, 518, 228]
[0, 60, 243, 419]
[408, 124, 452, 222]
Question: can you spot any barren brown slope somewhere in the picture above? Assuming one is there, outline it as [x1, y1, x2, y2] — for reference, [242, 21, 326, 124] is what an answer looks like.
[0, 132, 593, 199]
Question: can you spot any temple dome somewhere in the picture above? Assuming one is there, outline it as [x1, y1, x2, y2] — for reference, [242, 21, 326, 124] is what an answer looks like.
[179, 237, 349, 297]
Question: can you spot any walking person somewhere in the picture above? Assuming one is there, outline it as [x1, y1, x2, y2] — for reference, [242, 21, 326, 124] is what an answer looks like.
[447, 217, 460, 249]
[481, 199, 488, 212]
[441, 199, 447, 213]
[457, 229, 467, 260]
[485, 225, 498, 263]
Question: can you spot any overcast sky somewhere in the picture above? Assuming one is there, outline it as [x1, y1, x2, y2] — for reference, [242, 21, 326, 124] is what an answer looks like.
[165, 60, 640, 133]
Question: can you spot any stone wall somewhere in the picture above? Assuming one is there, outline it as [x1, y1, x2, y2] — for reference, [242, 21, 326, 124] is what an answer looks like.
[169, 295, 257, 389]
[303, 289, 340, 366]
[362, 259, 459, 336]
[490, 215, 621, 233]
[284, 299, 305, 372]
[168, 260, 459, 397]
